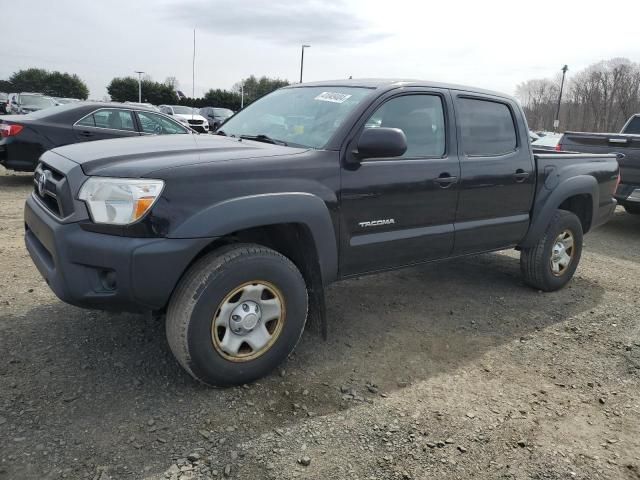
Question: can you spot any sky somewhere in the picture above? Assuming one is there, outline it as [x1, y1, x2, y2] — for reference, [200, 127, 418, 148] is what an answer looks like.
[3, 0, 639, 100]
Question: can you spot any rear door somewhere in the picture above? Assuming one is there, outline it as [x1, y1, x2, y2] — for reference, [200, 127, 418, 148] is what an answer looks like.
[452, 93, 535, 254]
[73, 108, 141, 141]
[340, 88, 460, 275]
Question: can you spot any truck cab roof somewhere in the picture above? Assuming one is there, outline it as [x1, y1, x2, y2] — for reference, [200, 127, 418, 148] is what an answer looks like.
[287, 78, 515, 102]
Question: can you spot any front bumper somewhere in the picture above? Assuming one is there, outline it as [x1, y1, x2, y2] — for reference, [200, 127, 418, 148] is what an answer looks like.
[25, 194, 212, 312]
[614, 183, 640, 206]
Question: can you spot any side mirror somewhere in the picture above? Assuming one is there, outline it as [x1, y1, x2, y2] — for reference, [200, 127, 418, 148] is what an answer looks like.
[355, 127, 407, 160]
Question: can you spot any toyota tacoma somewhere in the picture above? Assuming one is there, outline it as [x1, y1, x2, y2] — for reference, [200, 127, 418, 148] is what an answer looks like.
[24, 79, 620, 386]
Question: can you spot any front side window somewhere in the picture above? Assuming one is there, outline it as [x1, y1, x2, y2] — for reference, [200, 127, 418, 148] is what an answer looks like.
[458, 97, 517, 156]
[137, 111, 189, 135]
[363, 94, 446, 158]
[219, 86, 373, 149]
[77, 109, 136, 131]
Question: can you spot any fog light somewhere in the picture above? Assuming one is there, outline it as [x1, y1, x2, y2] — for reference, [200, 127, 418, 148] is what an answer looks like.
[100, 270, 117, 291]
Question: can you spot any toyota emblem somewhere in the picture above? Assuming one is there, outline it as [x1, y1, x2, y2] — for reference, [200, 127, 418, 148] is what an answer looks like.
[38, 170, 52, 197]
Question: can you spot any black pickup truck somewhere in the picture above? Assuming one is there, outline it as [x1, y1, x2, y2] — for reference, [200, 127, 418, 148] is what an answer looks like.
[559, 114, 640, 214]
[24, 79, 619, 386]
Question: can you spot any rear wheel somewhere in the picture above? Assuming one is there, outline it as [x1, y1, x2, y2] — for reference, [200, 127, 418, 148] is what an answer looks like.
[520, 210, 583, 292]
[624, 204, 640, 215]
[166, 244, 308, 387]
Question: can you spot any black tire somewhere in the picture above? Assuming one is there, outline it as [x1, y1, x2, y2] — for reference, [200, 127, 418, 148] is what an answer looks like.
[166, 243, 308, 387]
[624, 204, 640, 215]
[520, 210, 583, 292]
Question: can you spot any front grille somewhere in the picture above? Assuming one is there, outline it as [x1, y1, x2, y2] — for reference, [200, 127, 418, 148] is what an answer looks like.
[187, 119, 204, 125]
[33, 162, 73, 218]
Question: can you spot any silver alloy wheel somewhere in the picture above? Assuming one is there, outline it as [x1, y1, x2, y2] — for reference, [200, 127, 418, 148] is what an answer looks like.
[211, 281, 285, 362]
[550, 229, 575, 276]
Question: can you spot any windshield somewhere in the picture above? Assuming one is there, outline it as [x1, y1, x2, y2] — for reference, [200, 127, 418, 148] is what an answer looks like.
[172, 106, 197, 115]
[21, 95, 56, 108]
[220, 86, 373, 148]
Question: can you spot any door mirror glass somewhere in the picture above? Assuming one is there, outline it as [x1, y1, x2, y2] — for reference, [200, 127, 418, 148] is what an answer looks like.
[356, 127, 407, 159]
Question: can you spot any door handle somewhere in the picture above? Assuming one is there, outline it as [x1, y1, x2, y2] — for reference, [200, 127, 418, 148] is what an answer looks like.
[433, 173, 458, 188]
[79, 131, 94, 137]
[513, 169, 530, 182]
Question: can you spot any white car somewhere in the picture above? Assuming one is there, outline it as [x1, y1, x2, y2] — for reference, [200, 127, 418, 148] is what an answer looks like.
[158, 105, 209, 133]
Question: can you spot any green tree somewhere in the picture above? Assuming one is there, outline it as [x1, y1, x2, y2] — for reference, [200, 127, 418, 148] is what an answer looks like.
[8, 68, 89, 99]
[107, 77, 177, 104]
[232, 75, 289, 105]
[0, 79, 13, 92]
[201, 89, 242, 110]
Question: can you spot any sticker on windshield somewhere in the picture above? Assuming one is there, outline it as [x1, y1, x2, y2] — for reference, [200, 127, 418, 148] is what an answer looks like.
[314, 92, 352, 104]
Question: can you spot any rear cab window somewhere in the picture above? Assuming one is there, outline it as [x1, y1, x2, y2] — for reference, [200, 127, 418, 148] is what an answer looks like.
[457, 97, 517, 156]
[623, 116, 640, 134]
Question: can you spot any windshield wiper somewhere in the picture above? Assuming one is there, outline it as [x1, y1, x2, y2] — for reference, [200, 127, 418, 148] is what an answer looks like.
[239, 134, 288, 146]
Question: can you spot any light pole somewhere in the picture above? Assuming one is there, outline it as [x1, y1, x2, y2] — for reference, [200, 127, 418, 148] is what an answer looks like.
[299, 44, 310, 83]
[554, 65, 569, 132]
[240, 82, 244, 109]
[134, 71, 144, 103]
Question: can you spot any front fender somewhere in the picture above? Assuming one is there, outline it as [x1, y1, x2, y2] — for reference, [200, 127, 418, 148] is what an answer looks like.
[519, 175, 598, 248]
[168, 192, 338, 284]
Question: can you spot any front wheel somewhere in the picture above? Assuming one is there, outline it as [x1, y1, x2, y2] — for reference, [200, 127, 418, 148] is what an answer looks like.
[166, 244, 308, 387]
[520, 210, 583, 292]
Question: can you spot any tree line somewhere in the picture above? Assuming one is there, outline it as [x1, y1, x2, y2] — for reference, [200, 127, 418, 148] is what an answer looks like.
[107, 74, 289, 110]
[0, 68, 289, 110]
[0, 68, 89, 99]
[516, 58, 640, 132]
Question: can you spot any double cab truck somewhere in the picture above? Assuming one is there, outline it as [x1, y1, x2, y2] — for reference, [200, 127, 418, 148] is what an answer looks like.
[24, 79, 619, 386]
[559, 114, 640, 214]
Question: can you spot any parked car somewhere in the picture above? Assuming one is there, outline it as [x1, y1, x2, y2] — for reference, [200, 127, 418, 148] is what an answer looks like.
[8, 93, 57, 114]
[24, 79, 619, 387]
[558, 115, 640, 214]
[0, 92, 8, 114]
[54, 97, 81, 105]
[531, 133, 562, 151]
[199, 107, 234, 131]
[124, 101, 159, 112]
[0, 102, 191, 171]
[158, 105, 209, 133]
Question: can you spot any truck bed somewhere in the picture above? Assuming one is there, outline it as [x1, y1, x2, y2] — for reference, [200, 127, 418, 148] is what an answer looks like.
[559, 131, 640, 186]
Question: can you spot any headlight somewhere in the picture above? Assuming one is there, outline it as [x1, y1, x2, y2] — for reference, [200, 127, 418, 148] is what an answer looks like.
[78, 177, 164, 225]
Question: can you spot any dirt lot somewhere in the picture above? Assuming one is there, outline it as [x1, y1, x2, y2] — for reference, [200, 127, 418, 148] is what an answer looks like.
[0, 165, 639, 480]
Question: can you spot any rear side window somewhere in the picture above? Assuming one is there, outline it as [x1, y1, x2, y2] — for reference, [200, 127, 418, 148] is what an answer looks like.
[458, 98, 517, 156]
[623, 116, 640, 134]
[77, 109, 136, 131]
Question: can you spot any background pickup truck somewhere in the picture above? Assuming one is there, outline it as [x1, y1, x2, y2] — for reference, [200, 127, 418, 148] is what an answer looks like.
[559, 114, 640, 214]
[24, 79, 619, 387]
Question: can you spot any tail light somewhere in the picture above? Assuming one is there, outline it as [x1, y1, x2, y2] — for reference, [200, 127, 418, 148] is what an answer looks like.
[0, 124, 24, 138]
[554, 143, 562, 151]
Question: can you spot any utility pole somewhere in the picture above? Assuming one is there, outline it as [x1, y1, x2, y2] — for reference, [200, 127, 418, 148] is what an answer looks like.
[554, 65, 569, 132]
[299, 45, 310, 83]
[240, 82, 244, 109]
[134, 71, 144, 103]
[192, 29, 196, 119]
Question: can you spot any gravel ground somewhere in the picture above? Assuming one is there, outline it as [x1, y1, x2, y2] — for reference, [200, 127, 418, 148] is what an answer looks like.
[0, 166, 639, 480]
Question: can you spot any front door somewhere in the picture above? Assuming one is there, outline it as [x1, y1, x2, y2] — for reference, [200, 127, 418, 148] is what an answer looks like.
[339, 89, 460, 276]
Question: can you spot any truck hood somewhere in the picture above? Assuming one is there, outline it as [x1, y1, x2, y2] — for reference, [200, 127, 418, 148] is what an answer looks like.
[49, 134, 308, 177]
